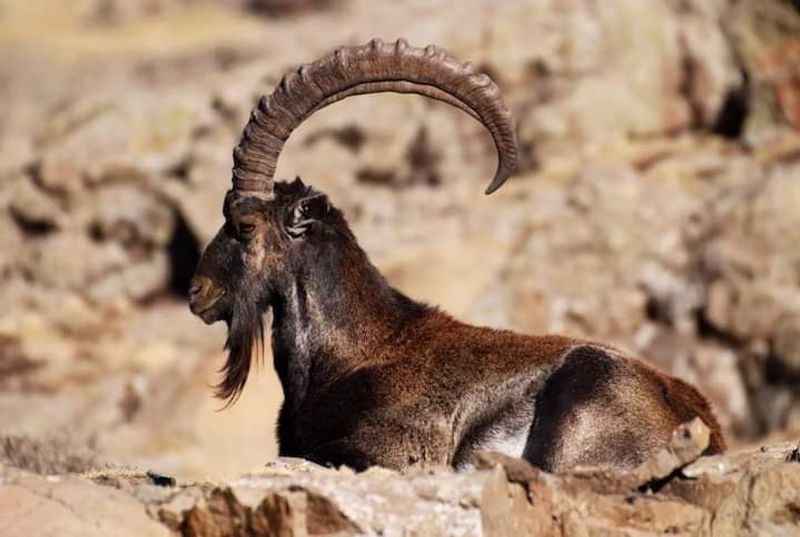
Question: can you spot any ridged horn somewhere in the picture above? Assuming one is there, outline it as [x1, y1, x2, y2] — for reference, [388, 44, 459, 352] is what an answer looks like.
[232, 38, 518, 199]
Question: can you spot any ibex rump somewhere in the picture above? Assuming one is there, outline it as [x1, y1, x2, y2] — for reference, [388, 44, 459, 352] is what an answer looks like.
[189, 39, 725, 472]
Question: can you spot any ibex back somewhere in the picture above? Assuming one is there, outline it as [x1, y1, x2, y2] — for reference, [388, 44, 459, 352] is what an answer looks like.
[189, 38, 725, 472]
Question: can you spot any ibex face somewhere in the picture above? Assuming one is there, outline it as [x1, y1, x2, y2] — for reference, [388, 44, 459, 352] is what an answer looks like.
[190, 181, 333, 325]
[189, 193, 270, 327]
[190, 180, 333, 400]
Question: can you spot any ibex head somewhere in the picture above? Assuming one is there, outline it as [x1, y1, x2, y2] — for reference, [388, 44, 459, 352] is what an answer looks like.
[189, 38, 518, 402]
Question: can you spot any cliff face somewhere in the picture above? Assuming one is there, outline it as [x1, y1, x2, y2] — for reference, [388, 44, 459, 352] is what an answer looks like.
[2, 422, 799, 537]
[0, 0, 798, 501]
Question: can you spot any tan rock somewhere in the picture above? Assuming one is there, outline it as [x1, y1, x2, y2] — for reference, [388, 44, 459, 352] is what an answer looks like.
[0, 466, 168, 537]
[2, 434, 800, 537]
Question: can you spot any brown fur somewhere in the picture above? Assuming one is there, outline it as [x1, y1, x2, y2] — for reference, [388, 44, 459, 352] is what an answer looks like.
[189, 181, 725, 472]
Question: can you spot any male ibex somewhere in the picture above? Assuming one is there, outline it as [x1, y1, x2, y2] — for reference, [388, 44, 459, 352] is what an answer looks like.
[189, 39, 725, 472]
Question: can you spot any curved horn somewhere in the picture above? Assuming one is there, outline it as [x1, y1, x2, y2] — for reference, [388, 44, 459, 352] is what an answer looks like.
[232, 38, 518, 199]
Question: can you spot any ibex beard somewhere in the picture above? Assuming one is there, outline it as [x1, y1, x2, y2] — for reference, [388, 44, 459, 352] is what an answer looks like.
[190, 192, 275, 403]
[189, 38, 725, 472]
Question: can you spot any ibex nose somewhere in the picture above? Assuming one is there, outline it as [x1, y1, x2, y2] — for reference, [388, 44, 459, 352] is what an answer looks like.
[188, 276, 212, 309]
[188, 279, 204, 299]
[188, 275, 226, 320]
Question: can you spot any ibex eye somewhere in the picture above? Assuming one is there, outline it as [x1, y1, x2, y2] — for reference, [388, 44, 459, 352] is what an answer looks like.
[239, 223, 256, 235]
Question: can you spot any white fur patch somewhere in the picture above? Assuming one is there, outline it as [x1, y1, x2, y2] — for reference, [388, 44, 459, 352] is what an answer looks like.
[477, 428, 529, 458]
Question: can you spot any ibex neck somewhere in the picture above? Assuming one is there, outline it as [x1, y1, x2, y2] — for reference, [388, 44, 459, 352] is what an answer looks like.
[270, 243, 427, 412]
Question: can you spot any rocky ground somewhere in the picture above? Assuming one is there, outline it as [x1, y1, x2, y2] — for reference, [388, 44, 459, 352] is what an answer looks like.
[1, 420, 799, 536]
[0, 0, 799, 533]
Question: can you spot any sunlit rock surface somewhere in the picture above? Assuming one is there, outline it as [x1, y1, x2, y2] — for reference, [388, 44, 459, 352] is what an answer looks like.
[1, 423, 798, 536]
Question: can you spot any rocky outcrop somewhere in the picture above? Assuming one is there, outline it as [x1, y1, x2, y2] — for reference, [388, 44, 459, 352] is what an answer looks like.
[2, 423, 799, 536]
[0, 464, 169, 537]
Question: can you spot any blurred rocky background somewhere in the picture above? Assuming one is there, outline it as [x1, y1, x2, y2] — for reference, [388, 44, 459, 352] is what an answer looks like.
[0, 0, 799, 496]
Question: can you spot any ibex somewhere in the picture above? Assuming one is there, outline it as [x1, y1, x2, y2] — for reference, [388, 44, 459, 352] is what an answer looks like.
[189, 39, 725, 472]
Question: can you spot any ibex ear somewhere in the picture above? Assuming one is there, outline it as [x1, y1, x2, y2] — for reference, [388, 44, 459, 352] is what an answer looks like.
[286, 192, 329, 238]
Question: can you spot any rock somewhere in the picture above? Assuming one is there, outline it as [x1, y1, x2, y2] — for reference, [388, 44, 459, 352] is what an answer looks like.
[2, 429, 800, 537]
[481, 466, 558, 537]
[666, 445, 800, 537]
[0, 465, 169, 537]
[151, 466, 482, 536]
[35, 91, 205, 196]
[676, 0, 743, 129]
[514, 0, 743, 158]
[748, 462, 800, 531]
[247, 0, 345, 18]
[690, 344, 750, 433]
[82, 184, 174, 248]
[6, 174, 65, 233]
[482, 451, 711, 537]
[727, 0, 800, 139]
[19, 233, 125, 291]
[483, 435, 800, 537]
[0, 138, 34, 179]
[773, 315, 800, 377]
[176, 486, 361, 537]
[86, 251, 170, 304]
